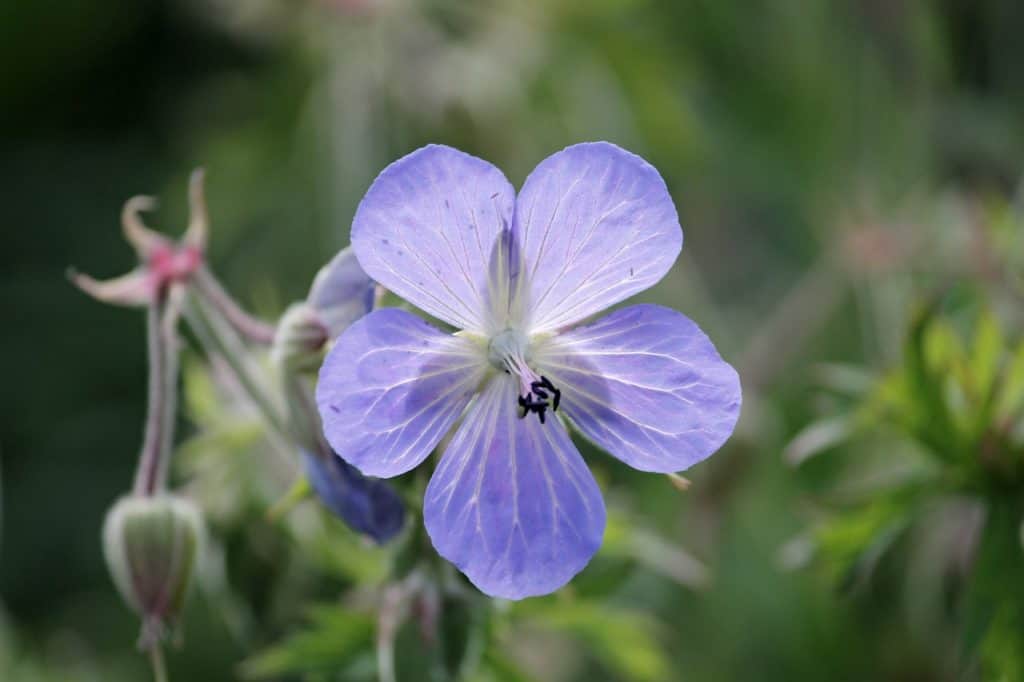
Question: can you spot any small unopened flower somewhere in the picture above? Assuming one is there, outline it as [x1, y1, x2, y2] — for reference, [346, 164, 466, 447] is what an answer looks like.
[102, 495, 203, 648]
[302, 449, 405, 542]
[274, 247, 406, 540]
[272, 247, 375, 371]
[317, 143, 741, 598]
[70, 170, 208, 307]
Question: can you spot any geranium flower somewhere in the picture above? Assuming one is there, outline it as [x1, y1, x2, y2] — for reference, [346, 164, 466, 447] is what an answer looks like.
[316, 142, 741, 598]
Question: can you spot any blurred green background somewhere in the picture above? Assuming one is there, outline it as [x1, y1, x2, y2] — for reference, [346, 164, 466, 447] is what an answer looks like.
[3, 0, 1024, 680]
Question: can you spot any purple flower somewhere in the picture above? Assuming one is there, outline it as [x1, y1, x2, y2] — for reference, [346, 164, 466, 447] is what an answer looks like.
[316, 142, 741, 598]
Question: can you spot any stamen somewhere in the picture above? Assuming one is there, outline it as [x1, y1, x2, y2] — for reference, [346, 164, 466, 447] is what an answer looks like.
[488, 329, 561, 424]
[534, 376, 560, 412]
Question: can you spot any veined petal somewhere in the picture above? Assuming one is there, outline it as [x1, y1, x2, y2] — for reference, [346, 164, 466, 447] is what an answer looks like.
[316, 308, 486, 478]
[512, 142, 682, 332]
[352, 145, 515, 333]
[307, 246, 375, 339]
[534, 304, 741, 473]
[424, 375, 606, 599]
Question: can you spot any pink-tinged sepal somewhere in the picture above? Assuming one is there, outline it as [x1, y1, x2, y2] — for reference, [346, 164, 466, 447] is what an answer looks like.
[69, 267, 155, 307]
[71, 169, 209, 307]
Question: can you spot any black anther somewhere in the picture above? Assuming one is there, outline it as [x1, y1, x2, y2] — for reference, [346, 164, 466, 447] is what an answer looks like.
[517, 376, 561, 423]
[518, 392, 549, 422]
[539, 376, 560, 412]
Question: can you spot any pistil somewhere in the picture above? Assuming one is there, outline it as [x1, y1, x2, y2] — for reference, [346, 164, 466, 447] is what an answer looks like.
[487, 329, 560, 423]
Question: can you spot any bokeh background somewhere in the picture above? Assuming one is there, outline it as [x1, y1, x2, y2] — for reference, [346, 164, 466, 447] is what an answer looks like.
[4, 0, 1024, 680]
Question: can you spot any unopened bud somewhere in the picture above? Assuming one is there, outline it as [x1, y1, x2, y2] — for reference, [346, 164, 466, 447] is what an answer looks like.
[102, 495, 203, 648]
[302, 450, 405, 543]
[272, 303, 329, 372]
[306, 246, 375, 340]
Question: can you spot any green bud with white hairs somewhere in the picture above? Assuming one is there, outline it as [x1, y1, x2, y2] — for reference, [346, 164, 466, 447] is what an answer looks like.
[271, 302, 329, 373]
[102, 494, 203, 649]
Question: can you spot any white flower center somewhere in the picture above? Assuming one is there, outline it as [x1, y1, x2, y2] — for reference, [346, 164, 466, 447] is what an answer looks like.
[487, 329, 560, 423]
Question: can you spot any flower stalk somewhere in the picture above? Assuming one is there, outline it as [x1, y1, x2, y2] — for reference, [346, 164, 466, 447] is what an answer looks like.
[184, 290, 294, 450]
[150, 645, 169, 682]
[192, 266, 277, 345]
[133, 285, 185, 496]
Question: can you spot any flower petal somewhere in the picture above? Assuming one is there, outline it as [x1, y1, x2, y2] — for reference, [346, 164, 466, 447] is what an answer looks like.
[352, 145, 516, 332]
[512, 142, 682, 332]
[424, 375, 606, 599]
[534, 304, 741, 473]
[302, 449, 405, 543]
[316, 308, 486, 478]
[307, 246, 375, 339]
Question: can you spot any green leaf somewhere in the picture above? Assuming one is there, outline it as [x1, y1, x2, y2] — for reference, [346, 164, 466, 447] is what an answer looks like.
[995, 341, 1024, 422]
[784, 416, 852, 466]
[903, 304, 962, 460]
[439, 592, 487, 679]
[514, 600, 669, 682]
[968, 308, 1004, 403]
[923, 318, 965, 374]
[239, 604, 375, 679]
[598, 511, 709, 590]
[963, 501, 1024, 676]
[980, 606, 1024, 682]
[472, 650, 534, 682]
[814, 493, 919, 590]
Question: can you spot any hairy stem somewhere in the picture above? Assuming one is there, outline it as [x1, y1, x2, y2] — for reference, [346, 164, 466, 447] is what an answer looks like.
[282, 373, 330, 457]
[149, 643, 169, 682]
[133, 287, 181, 497]
[184, 291, 294, 446]
[192, 267, 277, 345]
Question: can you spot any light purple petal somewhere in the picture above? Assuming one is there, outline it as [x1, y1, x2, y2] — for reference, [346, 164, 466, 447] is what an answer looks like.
[534, 304, 741, 473]
[424, 375, 606, 599]
[316, 308, 486, 478]
[307, 246, 375, 339]
[352, 145, 515, 333]
[511, 142, 682, 332]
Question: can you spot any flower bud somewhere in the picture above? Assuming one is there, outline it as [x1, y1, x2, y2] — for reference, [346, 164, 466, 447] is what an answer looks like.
[302, 449, 405, 543]
[306, 246, 375, 340]
[102, 495, 203, 647]
[272, 303, 329, 372]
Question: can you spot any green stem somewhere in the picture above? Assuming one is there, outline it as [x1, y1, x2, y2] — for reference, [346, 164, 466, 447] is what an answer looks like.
[192, 267, 277, 345]
[149, 644, 169, 682]
[283, 373, 329, 456]
[184, 291, 294, 445]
